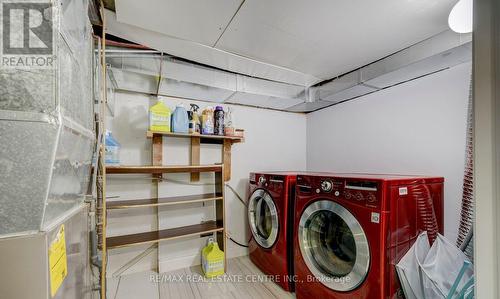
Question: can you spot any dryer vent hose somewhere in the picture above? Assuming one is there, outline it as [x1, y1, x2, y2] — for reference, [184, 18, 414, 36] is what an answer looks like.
[456, 74, 474, 261]
[409, 182, 439, 244]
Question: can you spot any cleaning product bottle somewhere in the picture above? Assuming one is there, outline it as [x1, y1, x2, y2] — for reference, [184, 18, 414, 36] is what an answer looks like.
[188, 111, 194, 134]
[201, 106, 214, 135]
[189, 104, 201, 134]
[224, 107, 234, 136]
[201, 238, 225, 278]
[149, 97, 171, 132]
[171, 104, 189, 133]
[214, 106, 224, 136]
[105, 130, 120, 165]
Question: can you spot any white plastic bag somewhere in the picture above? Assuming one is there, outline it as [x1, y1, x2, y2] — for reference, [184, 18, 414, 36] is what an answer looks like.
[420, 234, 473, 298]
[396, 232, 431, 299]
[397, 232, 474, 299]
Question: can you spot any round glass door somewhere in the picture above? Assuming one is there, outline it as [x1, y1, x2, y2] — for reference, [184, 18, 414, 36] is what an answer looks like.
[248, 189, 279, 248]
[298, 200, 370, 291]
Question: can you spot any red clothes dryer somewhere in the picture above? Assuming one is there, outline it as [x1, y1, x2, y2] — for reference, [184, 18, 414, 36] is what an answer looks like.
[248, 172, 297, 292]
[293, 173, 444, 299]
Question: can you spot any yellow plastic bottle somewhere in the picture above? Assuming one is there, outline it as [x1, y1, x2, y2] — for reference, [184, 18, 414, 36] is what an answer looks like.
[201, 238, 225, 278]
[149, 98, 171, 132]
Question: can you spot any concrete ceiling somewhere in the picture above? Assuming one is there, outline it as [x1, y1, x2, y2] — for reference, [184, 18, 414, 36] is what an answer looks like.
[111, 0, 457, 86]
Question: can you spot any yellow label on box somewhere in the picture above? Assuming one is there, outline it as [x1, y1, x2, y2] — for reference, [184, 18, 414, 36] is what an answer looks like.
[49, 225, 67, 297]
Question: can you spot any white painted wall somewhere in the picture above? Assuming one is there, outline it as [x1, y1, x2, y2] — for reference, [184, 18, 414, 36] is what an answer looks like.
[306, 62, 471, 240]
[105, 93, 307, 275]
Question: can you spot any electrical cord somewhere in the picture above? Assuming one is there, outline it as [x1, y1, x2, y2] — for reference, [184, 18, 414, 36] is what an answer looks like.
[229, 236, 250, 248]
[223, 184, 252, 248]
[224, 183, 248, 207]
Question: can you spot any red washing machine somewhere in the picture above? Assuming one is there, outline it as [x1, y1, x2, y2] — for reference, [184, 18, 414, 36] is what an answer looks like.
[248, 172, 298, 292]
[293, 173, 444, 299]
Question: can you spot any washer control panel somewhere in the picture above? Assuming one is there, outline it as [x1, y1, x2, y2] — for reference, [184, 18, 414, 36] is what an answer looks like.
[251, 174, 285, 193]
[296, 175, 380, 209]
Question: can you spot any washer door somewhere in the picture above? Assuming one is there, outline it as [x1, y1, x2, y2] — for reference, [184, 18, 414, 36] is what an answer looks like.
[248, 189, 279, 248]
[298, 200, 370, 291]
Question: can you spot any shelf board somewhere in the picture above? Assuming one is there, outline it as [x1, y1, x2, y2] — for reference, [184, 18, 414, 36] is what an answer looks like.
[105, 164, 222, 174]
[107, 193, 223, 210]
[146, 131, 244, 144]
[106, 221, 224, 249]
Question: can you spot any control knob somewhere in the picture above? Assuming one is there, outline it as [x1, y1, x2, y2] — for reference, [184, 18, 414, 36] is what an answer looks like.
[355, 192, 364, 201]
[320, 180, 333, 192]
[367, 193, 377, 203]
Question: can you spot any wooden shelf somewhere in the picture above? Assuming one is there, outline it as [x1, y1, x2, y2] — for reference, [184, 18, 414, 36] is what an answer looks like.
[146, 130, 244, 144]
[105, 164, 222, 174]
[106, 221, 224, 249]
[107, 193, 223, 210]
[147, 130, 241, 181]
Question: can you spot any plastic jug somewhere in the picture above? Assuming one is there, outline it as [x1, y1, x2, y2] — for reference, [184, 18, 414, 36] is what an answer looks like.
[149, 98, 171, 132]
[105, 130, 120, 165]
[201, 238, 225, 278]
[190, 104, 201, 134]
[171, 104, 189, 133]
[201, 106, 214, 135]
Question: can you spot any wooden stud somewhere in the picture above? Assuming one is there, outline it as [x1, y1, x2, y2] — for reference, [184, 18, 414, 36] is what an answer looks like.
[222, 139, 232, 181]
[190, 136, 200, 181]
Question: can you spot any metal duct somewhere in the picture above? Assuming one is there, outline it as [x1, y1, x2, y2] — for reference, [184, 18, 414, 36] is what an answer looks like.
[0, 0, 94, 236]
[294, 30, 472, 113]
[456, 75, 474, 261]
[226, 75, 304, 109]
[106, 51, 306, 109]
[106, 30, 471, 113]
[286, 87, 333, 112]
[318, 70, 378, 104]
[361, 30, 471, 88]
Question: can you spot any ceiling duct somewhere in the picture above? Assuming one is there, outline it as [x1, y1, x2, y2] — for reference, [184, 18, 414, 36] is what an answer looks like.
[360, 30, 472, 89]
[107, 52, 237, 102]
[225, 75, 305, 110]
[107, 29, 470, 113]
[286, 30, 472, 112]
[106, 50, 306, 109]
[286, 87, 333, 112]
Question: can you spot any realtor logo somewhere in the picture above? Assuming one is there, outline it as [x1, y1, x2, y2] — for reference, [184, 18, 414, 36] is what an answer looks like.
[1, 1, 54, 68]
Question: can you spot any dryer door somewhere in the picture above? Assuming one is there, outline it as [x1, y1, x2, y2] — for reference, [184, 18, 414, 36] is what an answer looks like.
[248, 189, 279, 248]
[298, 200, 370, 291]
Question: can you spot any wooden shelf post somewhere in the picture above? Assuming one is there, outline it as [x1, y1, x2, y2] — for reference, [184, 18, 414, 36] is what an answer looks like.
[190, 136, 201, 181]
[152, 134, 162, 273]
[222, 139, 232, 182]
[146, 131, 243, 182]
[215, 167, 227, 271]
